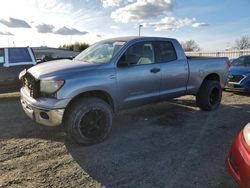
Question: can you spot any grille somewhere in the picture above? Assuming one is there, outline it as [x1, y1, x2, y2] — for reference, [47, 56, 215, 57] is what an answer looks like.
[228, 75, 244, 83]
[21, 72, 40, 98]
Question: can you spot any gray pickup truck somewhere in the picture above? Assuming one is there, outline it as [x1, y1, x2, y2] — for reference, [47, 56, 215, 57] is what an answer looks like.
[19, 36, 229, 145]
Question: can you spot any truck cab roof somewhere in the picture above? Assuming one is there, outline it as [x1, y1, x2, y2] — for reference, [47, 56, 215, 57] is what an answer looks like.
[102, 36, 177, 43]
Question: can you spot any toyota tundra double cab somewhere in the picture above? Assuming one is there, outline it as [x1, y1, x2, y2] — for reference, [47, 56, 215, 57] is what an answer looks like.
[19, 37, 229, 145]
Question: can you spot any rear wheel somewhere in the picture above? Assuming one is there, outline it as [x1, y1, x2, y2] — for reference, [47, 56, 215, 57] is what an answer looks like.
[65, 97, 113, 146]
[196, 80, 222, 111]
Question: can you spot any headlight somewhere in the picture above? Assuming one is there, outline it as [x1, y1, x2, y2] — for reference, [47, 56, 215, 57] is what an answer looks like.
[243, 123, 250, 147]
[40, 80, 64, 94]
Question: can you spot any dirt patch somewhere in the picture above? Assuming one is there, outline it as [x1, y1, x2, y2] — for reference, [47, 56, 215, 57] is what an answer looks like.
[0, 91, 249, 188]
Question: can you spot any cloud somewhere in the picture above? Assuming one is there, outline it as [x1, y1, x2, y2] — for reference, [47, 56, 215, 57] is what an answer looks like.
[54, 27, 88, 35]
[36, 24, 55, 33]
[111, 0, 172, 23]
[144, 17, 209, 31]
[111, 25, 120, 30]
[109, 0, 208, 31]
[192, 22, 209, 28]
[144, 17, 196, 31]
[35, 23, 89, 36]
[0, 17, 31, 28]
[102, 0, 123, 7]
[101, 0, 134, 7]
[0, 31, 14, 36]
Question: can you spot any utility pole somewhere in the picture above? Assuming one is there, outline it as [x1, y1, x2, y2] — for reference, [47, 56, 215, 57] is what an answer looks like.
[139, 24, 143, 36]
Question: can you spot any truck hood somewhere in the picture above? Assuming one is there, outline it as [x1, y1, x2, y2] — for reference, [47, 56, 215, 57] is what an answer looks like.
[28, 59, 101, 79]
[229, 66, 250, 76]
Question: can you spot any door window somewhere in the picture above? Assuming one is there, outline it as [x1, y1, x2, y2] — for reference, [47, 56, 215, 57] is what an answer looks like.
[8, 48, 32, 64]
[154, 41, 177, 63]
[120, 42, 155, 66]
[0, 49, 4, 64]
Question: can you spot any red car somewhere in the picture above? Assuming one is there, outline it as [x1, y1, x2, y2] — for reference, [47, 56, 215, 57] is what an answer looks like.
[226, 123, 250, 188]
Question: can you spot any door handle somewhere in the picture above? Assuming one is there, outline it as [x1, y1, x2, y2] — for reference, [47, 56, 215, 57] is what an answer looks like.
[150, 67, 160, 73]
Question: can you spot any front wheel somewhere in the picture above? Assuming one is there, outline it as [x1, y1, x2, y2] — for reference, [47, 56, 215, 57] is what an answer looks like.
[196, 80, 222, 111]
[65, 97, 113, 146]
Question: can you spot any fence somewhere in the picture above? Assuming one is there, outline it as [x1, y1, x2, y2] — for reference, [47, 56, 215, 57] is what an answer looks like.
[185, 49, 250, 59]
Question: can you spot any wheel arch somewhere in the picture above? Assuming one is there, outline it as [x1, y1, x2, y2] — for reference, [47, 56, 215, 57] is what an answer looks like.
[63, 90, 115, 121]
[199, 73, 220, 90]
[203, 73, 220, 82]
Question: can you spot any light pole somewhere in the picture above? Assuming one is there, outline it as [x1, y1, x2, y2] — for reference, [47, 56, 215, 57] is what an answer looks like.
[139, 24, 143, 36]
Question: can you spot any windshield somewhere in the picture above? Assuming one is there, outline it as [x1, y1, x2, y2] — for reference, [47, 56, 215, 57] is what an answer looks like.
[74, 41, 126, 64]
[232, 56, 250, 66]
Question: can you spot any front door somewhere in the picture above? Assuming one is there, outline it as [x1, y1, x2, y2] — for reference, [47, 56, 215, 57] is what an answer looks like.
[116, 41, 161, 109]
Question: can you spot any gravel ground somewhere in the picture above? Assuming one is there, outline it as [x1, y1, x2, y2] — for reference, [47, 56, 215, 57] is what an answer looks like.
[0, 91, 249, 188]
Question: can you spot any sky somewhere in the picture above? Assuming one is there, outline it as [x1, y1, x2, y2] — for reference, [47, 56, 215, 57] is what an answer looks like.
[0, 0, 249, 51]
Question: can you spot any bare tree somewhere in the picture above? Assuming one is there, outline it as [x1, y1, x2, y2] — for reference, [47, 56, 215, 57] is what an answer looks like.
[181, 40, 201, 52]
[59, 42, 89, 52]
[235, 36, 250, 50]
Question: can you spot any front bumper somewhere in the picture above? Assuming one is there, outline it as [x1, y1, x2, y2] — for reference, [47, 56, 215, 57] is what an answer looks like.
[226, 131, 250, 188]
[224, 83, 250, 92]
[21, 98, 64, 126]
[20, 87, 69, 126]
[225, 75, 250, 92]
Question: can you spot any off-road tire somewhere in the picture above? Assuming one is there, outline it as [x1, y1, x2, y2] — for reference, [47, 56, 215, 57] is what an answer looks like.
[65, 97, 113, 146]
[196, 80, 222, 111]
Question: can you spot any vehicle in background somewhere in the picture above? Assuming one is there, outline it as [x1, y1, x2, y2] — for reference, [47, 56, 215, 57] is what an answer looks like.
[0, 47, 79, 93]
[19, 36, 229, 145]
[37, 55, 74, 64]
[32, 47, 80, 62]
[225, 55, 250, 92]
[226, 122, 250, 188]
[0, 47, 36, 93]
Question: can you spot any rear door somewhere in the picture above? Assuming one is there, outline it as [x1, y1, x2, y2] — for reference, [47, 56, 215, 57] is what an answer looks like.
[1, 48, 36, 92]
[116, 41, 161, 109]
[154, 41, 188, 99]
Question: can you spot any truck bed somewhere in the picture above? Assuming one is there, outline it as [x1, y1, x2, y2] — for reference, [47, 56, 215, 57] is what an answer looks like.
[186, 56, 229, 94]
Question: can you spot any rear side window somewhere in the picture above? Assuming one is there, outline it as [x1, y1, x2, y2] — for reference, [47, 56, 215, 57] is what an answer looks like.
[154, 41, 177, 63]
[0, 49, 4, 64]
[8, 48, 32, 64]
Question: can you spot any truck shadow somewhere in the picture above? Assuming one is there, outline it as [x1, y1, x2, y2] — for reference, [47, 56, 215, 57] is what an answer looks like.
[64, 100, 246, 188]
